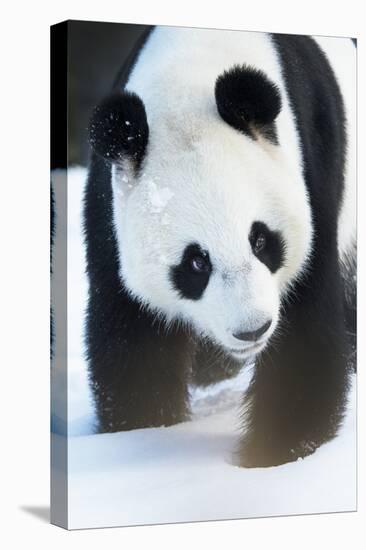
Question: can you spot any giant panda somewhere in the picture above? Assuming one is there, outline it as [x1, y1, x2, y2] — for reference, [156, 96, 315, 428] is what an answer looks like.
[84, 26, 356, 467]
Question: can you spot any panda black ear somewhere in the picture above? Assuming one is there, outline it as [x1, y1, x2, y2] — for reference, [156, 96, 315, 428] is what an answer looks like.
[215, 65, 281, 142]
[89, 91, 149, 165]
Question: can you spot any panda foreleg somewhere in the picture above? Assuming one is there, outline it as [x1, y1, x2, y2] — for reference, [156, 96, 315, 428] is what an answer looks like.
[87, 299, 192, 432]
[237, 257, 351, 467]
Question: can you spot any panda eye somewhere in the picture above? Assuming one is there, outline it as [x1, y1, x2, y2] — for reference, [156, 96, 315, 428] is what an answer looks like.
[254, 234, 266, 254]
[190, 254, 210, 273]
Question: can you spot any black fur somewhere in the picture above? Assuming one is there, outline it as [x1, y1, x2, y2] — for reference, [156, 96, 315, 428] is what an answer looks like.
[215, 65, 281, 144]
[85, 30, 355, 468]
[170, 243, 212, 300]
[236, 34, 353, 467]
[191, 341, 243, 387]
[89, 91, 149, 168]
[249, 221, 285, 273]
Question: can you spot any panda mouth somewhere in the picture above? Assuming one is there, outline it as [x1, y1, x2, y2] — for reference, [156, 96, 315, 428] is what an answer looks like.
[226, 341, 265, 360]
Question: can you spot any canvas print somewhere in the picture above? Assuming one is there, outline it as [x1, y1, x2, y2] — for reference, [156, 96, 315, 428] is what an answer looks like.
[51, 21, 357, 530]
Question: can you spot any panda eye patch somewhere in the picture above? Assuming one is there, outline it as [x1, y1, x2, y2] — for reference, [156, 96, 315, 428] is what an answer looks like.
[249, 221, 285, 273]
[170, 244, 212, 300]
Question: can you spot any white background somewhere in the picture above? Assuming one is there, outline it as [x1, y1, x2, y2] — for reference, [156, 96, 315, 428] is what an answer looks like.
[0, 0, 364, 548]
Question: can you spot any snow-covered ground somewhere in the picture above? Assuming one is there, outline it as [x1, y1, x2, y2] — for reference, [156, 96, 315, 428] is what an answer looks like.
[53, 167, 356, 530]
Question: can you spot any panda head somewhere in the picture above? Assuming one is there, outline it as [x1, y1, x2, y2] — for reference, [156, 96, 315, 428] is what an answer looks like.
[89, 65, 313, 361]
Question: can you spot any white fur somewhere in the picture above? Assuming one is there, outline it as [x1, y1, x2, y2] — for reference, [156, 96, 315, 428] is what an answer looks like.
[110, 28, 353, 358]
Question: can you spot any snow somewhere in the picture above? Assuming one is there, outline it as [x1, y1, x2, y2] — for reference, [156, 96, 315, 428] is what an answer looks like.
[55, 167, 356, 530]
[145, 177, 175, 214]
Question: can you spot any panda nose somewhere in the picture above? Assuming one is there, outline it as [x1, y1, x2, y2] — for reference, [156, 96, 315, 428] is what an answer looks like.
[233, 320, 272, 342]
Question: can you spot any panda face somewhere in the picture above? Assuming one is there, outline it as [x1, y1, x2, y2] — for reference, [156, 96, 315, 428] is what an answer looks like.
[111, 119, 313, 360]
[92, 63, 314, 360]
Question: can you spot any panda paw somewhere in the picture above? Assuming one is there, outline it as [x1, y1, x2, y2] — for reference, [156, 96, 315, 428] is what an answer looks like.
[237, 436, 318, 468]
